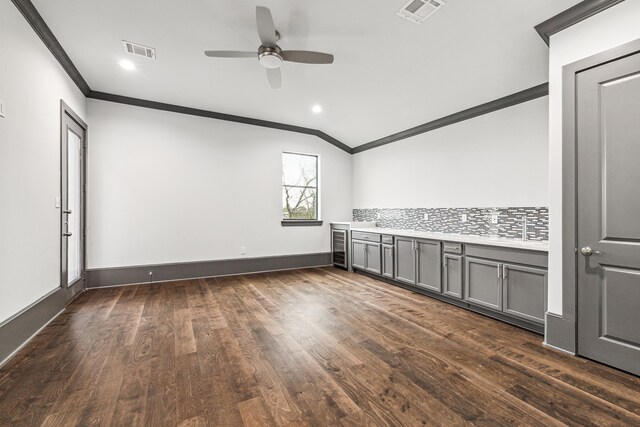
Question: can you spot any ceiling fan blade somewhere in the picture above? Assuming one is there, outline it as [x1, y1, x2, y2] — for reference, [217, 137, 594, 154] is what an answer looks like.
[266, 68, 281, 89]
[256, 6, 277, 47]
[281, 50, 334, 64]
[204, 51, 256, 58]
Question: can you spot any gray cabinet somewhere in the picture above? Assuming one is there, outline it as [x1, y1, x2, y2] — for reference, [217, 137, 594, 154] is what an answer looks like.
[416, 240, 442, 292]
[394, 237, 441, 291]
[365, 242, 381, 275]
[348, 230, 548, 332]
[351, 239, 381, 275]
[382, 244, 394, 278]
[443, 254, 463, 299]
[352, 240, 366, 270]
[464, 257, 502, 310]
[502, 264, 546, 323]
[395, 237, 416, 285]
[465, 257, 547, 324]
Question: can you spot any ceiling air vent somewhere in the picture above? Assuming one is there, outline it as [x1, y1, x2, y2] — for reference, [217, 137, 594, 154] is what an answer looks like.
[397, 0, 445, 24]
[122, 41, 156, 59]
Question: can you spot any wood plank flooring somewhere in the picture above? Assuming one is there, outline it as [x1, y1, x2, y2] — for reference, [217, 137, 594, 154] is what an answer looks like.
[0, 267, 639, 426]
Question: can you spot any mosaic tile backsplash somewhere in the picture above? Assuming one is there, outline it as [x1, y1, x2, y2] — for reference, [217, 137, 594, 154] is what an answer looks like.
[353, 207, 549, 241]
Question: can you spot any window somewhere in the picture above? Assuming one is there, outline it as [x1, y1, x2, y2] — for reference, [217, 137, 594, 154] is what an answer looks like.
[282, 152, 320, 224]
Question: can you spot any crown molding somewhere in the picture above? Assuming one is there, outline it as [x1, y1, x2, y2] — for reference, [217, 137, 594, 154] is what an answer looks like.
[14, 0, 557, 156]
[12, 0, 91, 96]
[87, 91, 352, 153]
[352, 83, 549, 154]
[534, 0, 625, 46]
[11, 0, 352, 154]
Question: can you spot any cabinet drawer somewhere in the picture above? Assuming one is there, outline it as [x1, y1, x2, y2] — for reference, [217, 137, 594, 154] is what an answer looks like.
[443, 242, 463, 254]
[352, 231, 381, 242]
[381, 235, 394, 244]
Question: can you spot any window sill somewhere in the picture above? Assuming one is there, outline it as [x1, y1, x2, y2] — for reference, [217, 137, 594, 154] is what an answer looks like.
[281, 220, 324, 227]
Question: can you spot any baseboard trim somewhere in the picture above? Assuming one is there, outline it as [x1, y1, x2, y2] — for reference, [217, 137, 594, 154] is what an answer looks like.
[86, 252, 332, 288]
[543, 341, 576, 356]
[0, 286, 83, 366]
[544, 311, 576, 354]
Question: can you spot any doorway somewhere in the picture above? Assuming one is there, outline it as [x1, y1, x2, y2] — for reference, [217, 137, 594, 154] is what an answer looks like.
[569, 45, 640, 376]
[60, 101, 87, 291]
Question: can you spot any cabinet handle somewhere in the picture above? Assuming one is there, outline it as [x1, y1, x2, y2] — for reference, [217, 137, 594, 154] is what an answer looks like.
[443, 258, 447, 267]
[503, 265, 508, 278]
[497, 264, 502, 278]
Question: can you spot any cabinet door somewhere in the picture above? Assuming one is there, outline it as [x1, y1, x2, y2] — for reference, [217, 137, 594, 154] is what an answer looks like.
[365, 242, 381, 275]
[395, 238, 416, 285]
[464, 257, 502, 310]
[416, 240, 442, 292]
[502, 264, 546, 323]
[382, 244, 394, 278]
[443, 254, 463, 299]
[352, 240, 366, 270]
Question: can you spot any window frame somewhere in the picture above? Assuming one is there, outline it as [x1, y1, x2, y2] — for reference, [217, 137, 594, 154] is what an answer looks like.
[281, 151, 323, 227]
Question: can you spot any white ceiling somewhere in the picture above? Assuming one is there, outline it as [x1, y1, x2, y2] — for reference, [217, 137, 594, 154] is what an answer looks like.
[33, 0, 580, 147]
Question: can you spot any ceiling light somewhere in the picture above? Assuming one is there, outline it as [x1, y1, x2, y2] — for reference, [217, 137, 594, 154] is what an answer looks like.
[119, 59, 136, 70]
[312, 105, 323, 114]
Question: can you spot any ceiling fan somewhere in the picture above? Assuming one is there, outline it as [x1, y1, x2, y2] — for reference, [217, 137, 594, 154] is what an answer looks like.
[204, 6, 334, 89]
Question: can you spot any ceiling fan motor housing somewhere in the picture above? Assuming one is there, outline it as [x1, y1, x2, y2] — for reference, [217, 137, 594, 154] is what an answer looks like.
[258, 45, 283, 69]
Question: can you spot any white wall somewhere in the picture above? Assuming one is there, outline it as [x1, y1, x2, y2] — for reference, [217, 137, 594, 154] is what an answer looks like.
[86, 100, 352, 269]
[352, 96, 549, 209]
[0, 2, 86, 323]
[547, 1, 640, 315]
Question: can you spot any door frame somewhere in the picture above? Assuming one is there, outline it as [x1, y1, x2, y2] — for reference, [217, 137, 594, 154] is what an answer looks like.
[555, 37, 640, 354]
[60, 100, 88, 291]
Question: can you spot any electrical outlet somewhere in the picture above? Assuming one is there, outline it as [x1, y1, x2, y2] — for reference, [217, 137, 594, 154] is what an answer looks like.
[55, 196, 61, 208]
[491, 214, 499, 224]
[461, 214, 468, 223]
[240, 246, 246, 255]
[423, 213, 429, 220]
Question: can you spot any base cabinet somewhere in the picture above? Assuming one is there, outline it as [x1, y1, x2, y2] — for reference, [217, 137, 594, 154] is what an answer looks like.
[344, 229, 548, 333]
[416, 240, 442, 292]
[365, 243, 381, 275]
[382, 244, 394, 278]
[443, 254, 463, 299]
[352, 240, 381, 275]
[464, 257, 502, 310]
[464, 257, 547, 324]
[502, 264, 546, 323]
[352, 240, 366, 270]
[395, 237, 416, 285]
[394, 237, 442, 291]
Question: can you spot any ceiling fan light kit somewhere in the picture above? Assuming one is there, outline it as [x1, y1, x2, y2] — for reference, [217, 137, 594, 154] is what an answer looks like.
[204, 6, 334, 89]
[258, 46, 283, 69]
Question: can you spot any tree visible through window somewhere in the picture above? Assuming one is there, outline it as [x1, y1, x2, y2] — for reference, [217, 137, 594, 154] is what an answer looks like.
[282, 152, 318, 220]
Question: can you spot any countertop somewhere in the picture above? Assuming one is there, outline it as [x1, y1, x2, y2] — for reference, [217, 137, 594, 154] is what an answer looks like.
[350, 227, 549, 252]
[330, 222, 377, 227]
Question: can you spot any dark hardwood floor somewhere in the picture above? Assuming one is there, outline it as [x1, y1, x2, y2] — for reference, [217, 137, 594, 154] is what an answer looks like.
[0, 267, 639, 426]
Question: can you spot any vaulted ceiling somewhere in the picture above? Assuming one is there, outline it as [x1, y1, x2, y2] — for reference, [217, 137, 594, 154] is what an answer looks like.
[32, 0, 580, 147]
